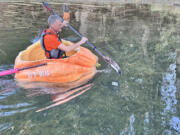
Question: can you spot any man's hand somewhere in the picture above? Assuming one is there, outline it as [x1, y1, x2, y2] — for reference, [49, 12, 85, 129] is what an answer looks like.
[62, 20, 69, 27]
[79, 37, 88, 44]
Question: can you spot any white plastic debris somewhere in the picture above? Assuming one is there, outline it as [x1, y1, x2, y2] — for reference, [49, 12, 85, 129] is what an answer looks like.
[112, 81, 118, 86]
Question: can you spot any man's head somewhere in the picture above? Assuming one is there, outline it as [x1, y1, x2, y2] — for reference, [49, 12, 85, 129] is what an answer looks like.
[48, 15, 64, 33]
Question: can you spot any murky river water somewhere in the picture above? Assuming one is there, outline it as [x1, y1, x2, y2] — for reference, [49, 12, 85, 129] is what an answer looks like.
[0, 1, 180, 135]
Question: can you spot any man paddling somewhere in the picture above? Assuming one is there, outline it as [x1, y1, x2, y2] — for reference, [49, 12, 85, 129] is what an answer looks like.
[41, 15, 88, 59]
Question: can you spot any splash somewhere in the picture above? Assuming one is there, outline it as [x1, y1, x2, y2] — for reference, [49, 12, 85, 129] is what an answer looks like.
[97, 68, 112, 73]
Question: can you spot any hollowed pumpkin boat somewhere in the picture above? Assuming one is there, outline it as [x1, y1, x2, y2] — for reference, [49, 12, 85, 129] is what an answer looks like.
[14, 40, 98, 86]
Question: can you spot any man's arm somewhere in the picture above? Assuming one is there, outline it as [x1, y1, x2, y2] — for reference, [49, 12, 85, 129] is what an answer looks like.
[58, 37, 88, 52]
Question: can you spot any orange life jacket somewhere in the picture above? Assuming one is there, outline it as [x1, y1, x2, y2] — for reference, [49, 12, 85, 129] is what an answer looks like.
[40, 30, 66, 59]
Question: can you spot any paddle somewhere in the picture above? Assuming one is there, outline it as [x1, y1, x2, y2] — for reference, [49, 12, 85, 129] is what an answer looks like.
[42, 1, 122, 75]
[0, 63, 47, 77]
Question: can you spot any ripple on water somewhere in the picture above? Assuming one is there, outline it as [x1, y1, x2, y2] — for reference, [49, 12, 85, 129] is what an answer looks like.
[0, 123, 13, 133]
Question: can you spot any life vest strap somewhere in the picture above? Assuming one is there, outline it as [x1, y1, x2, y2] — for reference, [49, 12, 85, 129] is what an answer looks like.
[40, 30, 66, 59]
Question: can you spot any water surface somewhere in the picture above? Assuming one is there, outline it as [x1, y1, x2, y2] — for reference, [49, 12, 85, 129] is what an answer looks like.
[0, 2, 180, 135]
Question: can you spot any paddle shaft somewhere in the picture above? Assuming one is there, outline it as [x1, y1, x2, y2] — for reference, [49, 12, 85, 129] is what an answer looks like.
[67, 24, 105, 56]
[0, 63, 47, 77]
[18, 63, 47, 71]
[42, 1, 122, 75]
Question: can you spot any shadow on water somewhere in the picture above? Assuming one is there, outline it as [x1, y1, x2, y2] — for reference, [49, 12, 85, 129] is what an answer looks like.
[0, 1, 180, 135]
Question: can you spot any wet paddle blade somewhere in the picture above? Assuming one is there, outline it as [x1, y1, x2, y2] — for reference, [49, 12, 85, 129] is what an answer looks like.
[103, 56, 122, 75]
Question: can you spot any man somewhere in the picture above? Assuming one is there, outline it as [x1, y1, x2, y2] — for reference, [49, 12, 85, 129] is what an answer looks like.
[41, 15, 88, 59]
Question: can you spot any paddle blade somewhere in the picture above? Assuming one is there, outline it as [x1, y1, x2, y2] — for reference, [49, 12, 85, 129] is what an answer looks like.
[42, 1, 50, 11]
[42, 1, 55, 15]
[0, 68, 19, 77]
[103, 56, 122, 75]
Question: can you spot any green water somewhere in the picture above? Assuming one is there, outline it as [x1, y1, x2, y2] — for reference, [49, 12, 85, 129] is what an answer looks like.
[0, 2, 180, 135]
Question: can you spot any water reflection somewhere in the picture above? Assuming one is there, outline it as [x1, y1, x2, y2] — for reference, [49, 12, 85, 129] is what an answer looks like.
[0, 123, 13, 133]
[161, 53, 180, 134]
[0, 78, 16, 99]
[120, 114, 135, 135]
[176, 49, 180, 93]
[144, 112, 150, 135]
[0, 79, 35, 118]
[0, 107, 35, 117]
[35, 83, 93, 112]
[14, 81, 93, 112]
[0, 1, 180, 135]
